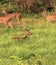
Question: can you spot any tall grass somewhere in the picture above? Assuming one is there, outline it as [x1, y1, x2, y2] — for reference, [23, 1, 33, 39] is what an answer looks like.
[0, 16, 56, 65]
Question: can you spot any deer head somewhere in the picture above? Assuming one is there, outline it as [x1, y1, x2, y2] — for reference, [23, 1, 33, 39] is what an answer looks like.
[1, 10, 8, 16]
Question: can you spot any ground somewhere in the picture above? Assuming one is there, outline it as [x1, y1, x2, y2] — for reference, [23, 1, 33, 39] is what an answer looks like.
[0, 16, 56, 65]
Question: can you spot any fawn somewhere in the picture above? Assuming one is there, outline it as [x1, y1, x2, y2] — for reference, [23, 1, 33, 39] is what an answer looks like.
[42, 10, 56, 23]
[23, 28, 32, 39]
[13, 28, 32, 40]
[0, 12, 21, 28]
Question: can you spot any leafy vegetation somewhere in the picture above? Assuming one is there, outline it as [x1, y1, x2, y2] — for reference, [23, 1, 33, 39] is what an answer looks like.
[0, 0, 56, 65]
[0, 15, 56, 65]
[0, 0, 56, 13]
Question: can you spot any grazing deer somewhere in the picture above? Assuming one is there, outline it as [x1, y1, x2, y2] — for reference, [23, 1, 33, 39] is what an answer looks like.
[0, 13, 21, 28]
[42, 10, 56, 23]
[13, 28, 32, 40]
[22, 28, 32, 39]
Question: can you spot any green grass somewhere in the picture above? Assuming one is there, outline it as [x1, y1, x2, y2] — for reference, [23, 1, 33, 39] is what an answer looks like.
[0, 17, 56, 65]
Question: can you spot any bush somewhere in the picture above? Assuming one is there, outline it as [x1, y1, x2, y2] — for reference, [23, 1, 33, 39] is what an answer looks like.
[0, 0, 56, 13]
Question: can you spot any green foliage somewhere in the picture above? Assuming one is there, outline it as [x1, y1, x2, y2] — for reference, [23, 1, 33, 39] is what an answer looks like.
[0, 0, 56, 13]
[0, 16, 56, 65]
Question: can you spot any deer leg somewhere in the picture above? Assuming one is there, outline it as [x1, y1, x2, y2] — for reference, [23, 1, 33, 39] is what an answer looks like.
[4, 21, 13, 29]
[47, 20, 51, 23]
[7, 22, 13, 29]
[16, 16, 21, 26]
[4, 22, 8, 27]
[18, 20, 20, 25]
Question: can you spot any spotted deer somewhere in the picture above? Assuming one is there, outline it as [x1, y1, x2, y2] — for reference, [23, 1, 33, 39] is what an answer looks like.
[42, 10, 56, 23]
[0, 13, 21, 28]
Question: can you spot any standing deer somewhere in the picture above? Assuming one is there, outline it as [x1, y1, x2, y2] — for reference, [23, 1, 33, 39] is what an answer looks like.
[42, 10, 56, 23]
[0, 12, 21, 28]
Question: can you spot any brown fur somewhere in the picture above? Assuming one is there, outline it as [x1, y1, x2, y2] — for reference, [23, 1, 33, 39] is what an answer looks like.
[42, 11, 56, 22]
[0, 13, 21, 28]
[13, 29, 32, 40]
[13, 36, 21, 40]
